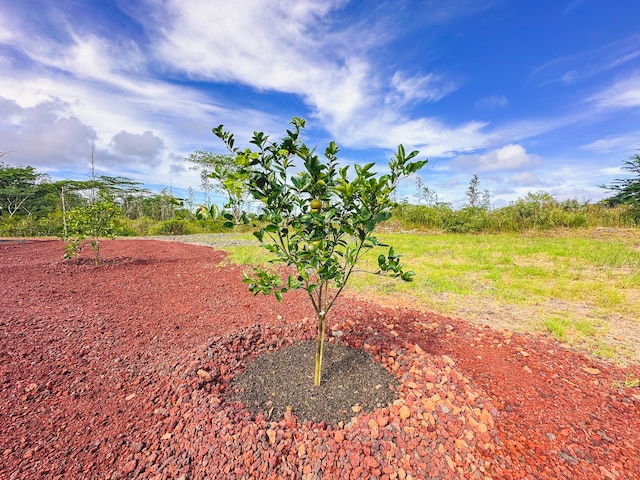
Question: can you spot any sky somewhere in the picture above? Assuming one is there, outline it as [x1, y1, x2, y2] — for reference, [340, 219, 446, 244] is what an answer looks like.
[1, 0, 639, 208]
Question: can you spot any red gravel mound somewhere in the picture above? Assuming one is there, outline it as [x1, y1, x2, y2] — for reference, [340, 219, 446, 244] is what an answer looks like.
[1, 239, 639, 479]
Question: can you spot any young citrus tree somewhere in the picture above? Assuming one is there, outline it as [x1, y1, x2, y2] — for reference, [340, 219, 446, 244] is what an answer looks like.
[214, 118, 427, 386]
[63, 190, 120, 265]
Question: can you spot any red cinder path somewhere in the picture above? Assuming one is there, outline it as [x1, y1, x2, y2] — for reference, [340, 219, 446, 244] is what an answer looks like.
[1, 240, 638, 479]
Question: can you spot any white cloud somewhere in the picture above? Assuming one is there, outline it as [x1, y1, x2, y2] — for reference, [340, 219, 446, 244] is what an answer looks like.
[137, 0, 376, 135]
[452, 144, 542, 172]
[0, 97, 96, 169]
[110, 131, 164, 159]
[387, 71, 459, 106]
[146, 0, 489, 152]
[152, 0, 347, 87]
[475, 95, 508, 109]
[0, 9, 14, 43]
[588, 73, 640, 109]
[599, 166, 626, 175]
[330, 112, 489, 157]
[0, 0, 505, 177]
[581, 131, 640, 152]
[508, 171, 545, 186]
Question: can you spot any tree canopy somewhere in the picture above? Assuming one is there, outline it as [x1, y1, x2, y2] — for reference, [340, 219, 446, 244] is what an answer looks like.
[213, 117, 427, 385]
[0, 162, 49, 218]
[602, 153, 640, 207]
[185, 150, 250, 224]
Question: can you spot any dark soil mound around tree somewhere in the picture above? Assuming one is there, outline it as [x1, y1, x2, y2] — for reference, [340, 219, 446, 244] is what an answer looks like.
[229, 340, 399, 426]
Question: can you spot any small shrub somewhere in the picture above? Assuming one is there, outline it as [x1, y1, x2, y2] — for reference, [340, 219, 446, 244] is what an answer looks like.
[63, 192, 121, 265]
[150, 219, 194, 236]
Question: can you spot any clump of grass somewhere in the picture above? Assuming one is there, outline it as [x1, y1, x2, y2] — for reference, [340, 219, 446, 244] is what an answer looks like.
[594, 343, 617, 360]
[544, 316, 569, 340]
[611, 373, 640, 389]
[574, 319, 599, 337]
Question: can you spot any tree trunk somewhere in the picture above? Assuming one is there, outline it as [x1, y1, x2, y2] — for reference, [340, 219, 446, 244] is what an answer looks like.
[313, 311, 326, 386]
[61, 186, 67, 239]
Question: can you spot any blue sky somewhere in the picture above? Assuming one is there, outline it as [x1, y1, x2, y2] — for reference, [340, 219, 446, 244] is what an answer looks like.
[1, 1, 639, 208]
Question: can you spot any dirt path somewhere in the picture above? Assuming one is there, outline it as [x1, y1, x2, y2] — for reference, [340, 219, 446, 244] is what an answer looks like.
[1, 239, 639, 479]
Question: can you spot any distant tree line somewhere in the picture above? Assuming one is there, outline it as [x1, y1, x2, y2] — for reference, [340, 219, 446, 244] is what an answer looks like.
[393, 153, 640, 233]
[1, 148, 639, 238]
[0, 154, 224, 238]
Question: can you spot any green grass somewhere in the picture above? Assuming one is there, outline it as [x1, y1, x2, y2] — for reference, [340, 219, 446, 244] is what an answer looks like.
[544, 316, 569, 341]
[217, 228, 640, 364]
[223, 243, 267, 266]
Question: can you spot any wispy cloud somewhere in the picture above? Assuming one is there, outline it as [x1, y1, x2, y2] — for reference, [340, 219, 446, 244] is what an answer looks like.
[386, 72, 460, 107]
[599, 166, 626, 175]
[564, 0, 588, 14]
[452, 144, 542, 173]
[150, 1, 354, 89]
[402, 0, 499, 26]
[508, 171, 546, 186]
[475, 95, 508, 110]
[587, 73, 640, 109]
[581, 130, 640, 152]
[330, 112, 489, 157]
[530, 34, 640, 86]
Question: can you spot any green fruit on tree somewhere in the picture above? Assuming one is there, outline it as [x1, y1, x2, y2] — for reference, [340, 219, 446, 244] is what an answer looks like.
[310, 199, 322, 212]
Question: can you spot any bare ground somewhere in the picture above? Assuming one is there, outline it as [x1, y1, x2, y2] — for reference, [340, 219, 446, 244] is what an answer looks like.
[1, 239, 639, 479]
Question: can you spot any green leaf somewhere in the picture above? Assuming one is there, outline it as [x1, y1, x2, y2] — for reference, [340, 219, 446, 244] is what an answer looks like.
[401, 271, 416, 282]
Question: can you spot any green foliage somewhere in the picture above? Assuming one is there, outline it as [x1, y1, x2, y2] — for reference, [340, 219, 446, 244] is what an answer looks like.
[4, 149, 640, 244]
[185, 151, 250, 224]
[602, 152, 640, 205]
[0, 162, 53, 218]
[0, 158, 232, 238]
[0, 212, 63, 237]
[149, 218, 195, 236]
[392, 191, 638, 233]
[214, 117, 427, 386]
[466, 174, 492, 209]
[63, 192, 122, 265]
[601, 152, 640, 220]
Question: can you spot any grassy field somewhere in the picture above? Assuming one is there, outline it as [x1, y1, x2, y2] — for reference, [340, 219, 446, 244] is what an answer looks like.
[192, 228, 640, 365]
